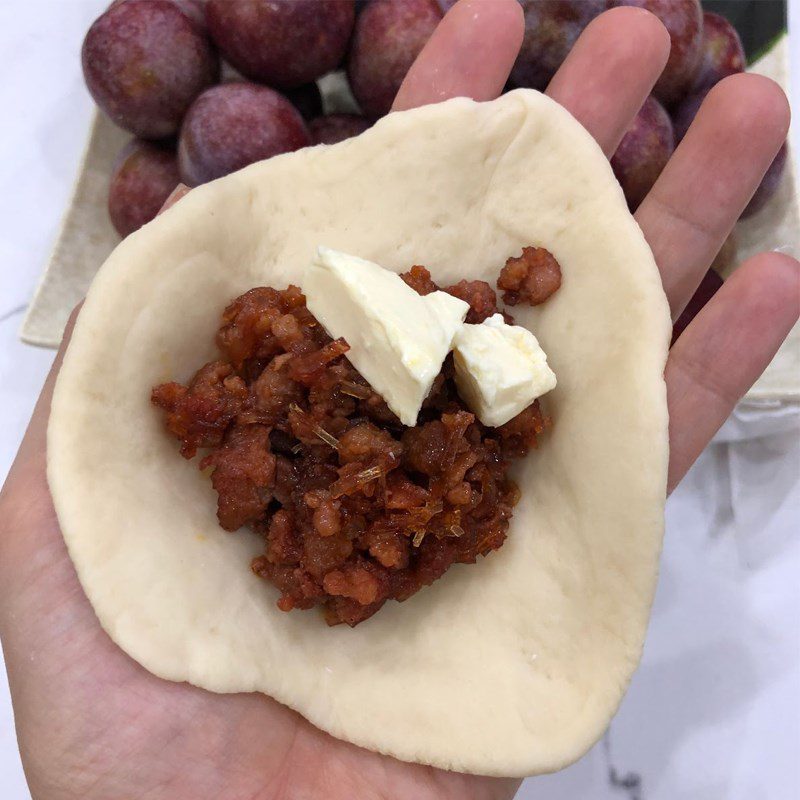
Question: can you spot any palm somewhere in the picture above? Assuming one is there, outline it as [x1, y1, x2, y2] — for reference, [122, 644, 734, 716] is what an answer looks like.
[3, 414, 513, 800]
[1, 3, 797, 800]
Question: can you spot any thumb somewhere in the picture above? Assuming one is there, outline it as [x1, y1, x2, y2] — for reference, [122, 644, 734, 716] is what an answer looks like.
[2, 301, 80, 490]
[0, 185, 192, 615]
[0, 303, 81, 599]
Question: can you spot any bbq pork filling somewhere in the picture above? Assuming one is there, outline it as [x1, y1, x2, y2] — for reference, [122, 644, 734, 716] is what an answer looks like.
[152, 251, 560, 626]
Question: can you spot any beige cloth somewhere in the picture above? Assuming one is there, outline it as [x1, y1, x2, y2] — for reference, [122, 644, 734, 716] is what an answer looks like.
[732, 37, 799, 400]
[21, 112, 126, 348]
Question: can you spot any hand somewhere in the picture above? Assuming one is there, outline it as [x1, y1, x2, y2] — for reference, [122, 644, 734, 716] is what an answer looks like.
[1, 2, 797, 799]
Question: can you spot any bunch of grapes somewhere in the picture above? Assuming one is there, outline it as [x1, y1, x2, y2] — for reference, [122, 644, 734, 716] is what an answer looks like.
[601, 1, 784, 338]
[85, 0, 437, 236]
[84, 0, 784, 251]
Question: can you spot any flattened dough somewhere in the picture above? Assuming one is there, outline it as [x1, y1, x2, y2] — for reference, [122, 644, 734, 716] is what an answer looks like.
[48, 90, 670, 777]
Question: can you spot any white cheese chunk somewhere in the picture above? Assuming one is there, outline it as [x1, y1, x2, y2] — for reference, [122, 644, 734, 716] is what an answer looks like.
[453, 313, 556, 427]
[304, 246, 469, 426]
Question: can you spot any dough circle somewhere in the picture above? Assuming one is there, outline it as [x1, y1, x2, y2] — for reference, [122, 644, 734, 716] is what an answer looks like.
[49, 90, 670, 777]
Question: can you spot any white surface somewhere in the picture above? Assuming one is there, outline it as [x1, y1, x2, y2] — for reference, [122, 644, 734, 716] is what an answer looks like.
[0, 1, 798, 798]
[521, 411, 800, 800]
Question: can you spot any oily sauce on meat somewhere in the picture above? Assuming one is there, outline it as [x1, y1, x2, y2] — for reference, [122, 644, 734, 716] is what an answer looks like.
[152, 251, 561, 626]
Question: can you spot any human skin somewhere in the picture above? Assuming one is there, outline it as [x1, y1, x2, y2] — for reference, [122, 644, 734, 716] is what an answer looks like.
[1, 2, 798, 799]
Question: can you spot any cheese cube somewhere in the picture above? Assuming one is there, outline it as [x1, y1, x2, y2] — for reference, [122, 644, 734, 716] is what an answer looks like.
[453, 314, 556, 427]
[304, 247, 469, 426]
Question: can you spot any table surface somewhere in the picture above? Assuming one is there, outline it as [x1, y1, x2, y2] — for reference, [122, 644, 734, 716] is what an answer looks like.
[1, 2, 798, 799]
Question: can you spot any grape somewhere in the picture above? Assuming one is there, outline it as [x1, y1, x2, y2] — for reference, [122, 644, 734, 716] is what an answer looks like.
[309, 115, 371, 146]
[510, 1, 607, 91]
[82, 0, 219, 139]
[741, 143, 788, 219]
[286, 83, 323, 122]
[611, 0, 703, 105]
[112, 0, 206, 29]
[610, 96, 674, 211]
[168, 0, 207, 31]
[178, 83, 311, 186]
[671, 268, 723, 344]
[108, 139, 180, 237]
[347, 0, 442, 118]
[206, 0, 355, 89]
[692, 11, 745, 93]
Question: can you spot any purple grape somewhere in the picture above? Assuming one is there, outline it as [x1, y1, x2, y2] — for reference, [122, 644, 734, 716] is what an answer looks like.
[741, 143, 788, 219]
[168, 0, 206, 31]
[611, 95, 674, 210]
[82, 0, 219, 139]
[309, 115, 372, 146]
[286, 83, 323, 122]
[693, 11, 745, 93]
[108, 139, 180, 237]
[178, 83, 311, 186]
[510, 0, 607, 91]
[612, 0, 703, 105]
[347, 0, 442, 118]
[111, 0, 206, 29]
[206, 0, 355, 89]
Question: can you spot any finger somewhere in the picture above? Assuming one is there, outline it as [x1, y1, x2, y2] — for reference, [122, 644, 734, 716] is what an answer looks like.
[1, 174, 188, 567]
[392, 0, 524, 112]
[665, 251, 800, 492]
[637, 74, 790, 319]
[159, 183, 190, 214]
[546, 7, 670, 157]
[3, 304, 81, 472]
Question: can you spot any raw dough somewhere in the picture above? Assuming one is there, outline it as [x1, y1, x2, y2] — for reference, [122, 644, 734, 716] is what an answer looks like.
[48, 89, 670, 777]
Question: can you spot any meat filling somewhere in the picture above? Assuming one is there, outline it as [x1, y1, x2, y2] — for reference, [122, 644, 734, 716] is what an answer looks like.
[498, 246, 562, 306]
[152, 254, 560, 626]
